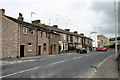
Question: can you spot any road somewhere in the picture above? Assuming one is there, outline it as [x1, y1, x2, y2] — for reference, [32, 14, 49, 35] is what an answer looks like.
[1, 51, 115, 78]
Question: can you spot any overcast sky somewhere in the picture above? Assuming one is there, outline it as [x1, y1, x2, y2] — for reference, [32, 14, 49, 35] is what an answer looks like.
[1, 0, 120, 38]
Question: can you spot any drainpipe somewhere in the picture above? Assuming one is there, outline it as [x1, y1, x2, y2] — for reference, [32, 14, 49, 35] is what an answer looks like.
[36, 29, 38, 56]
[48, 32, 50, 55]
[17, 24, 20, 58]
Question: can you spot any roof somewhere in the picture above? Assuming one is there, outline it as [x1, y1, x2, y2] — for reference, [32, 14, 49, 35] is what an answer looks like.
[97, 35, 108, 39]
[4, 15, 47, 31]
[4, 15, 92, 39]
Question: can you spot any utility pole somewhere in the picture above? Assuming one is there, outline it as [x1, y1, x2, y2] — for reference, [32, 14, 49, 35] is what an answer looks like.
[114, 0, 118, 59]
[49, 18, 51, 25]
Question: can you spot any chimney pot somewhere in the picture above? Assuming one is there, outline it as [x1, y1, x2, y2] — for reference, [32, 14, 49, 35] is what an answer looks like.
[65, 29, 70, 32]
[32, 20, 41, 25]
[80, 33, 84, 36]
[0, 9, 5, 15]
[18, 13, 24, 21]
[52, 25, 58, 28]
[74, 31, 78, 34]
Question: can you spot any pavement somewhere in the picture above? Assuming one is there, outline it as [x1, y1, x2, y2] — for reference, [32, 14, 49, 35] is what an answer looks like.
[90, 55, 118, 78]
[0, 51, 119, 79]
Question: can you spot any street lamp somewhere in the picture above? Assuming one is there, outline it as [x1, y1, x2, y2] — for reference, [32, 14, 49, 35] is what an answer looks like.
[114, 0, 118, 59]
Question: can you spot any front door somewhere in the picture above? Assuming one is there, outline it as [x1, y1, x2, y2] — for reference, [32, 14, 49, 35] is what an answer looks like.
[20, 45, 24, 57]
[38, 46, 41, 55]
[50, 45, 53, 55]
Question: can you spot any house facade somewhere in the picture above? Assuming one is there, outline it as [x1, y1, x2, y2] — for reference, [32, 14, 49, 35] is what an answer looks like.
[97, 35, 109, 48]
[1, 9, 93, 58]
[1, 9, 59, 58]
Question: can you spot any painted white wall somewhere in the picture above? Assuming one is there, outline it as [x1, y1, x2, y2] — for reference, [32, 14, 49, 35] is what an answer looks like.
[90, 32, 98, 48]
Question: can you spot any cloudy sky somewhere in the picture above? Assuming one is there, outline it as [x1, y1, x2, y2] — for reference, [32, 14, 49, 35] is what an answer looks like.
[0, 0, 120, 38]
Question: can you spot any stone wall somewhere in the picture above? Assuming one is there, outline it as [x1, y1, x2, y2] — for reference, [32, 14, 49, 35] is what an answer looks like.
[2, 16, 18, 58]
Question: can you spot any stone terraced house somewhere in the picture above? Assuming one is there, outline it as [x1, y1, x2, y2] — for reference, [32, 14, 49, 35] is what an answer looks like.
[0, 9, 92, 58]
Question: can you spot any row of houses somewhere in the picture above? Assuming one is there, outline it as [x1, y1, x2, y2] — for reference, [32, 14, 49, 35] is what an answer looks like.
[0, 9, 92, 58]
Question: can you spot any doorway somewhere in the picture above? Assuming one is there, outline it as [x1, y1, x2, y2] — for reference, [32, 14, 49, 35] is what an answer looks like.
[20, 45, 24, 57]
[38, 46, 41, 55]
[50, 45, 53, 55]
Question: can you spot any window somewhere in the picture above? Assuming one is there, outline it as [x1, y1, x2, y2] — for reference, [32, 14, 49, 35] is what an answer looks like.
[101, 40, 103, 43]
[46, 32, 47, 37]
[63, 34, 66, 40]
[30, 28, 34, 35]
[98, 40, 100, 43]
[43, 43, 46, 51]
[23, 27, 27, 34]
[40, 31, 42, 37]
[28, 43, 32, 51]
[68, 36, 70, 41]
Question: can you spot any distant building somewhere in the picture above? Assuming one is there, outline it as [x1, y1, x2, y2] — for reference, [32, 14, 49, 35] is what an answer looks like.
[90, 32, 98, 49]
[97, 35, 109, 48]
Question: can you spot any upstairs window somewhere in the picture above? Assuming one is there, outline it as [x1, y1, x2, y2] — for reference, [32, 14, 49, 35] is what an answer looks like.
[63, 34, 66, 40]
[28, 43, 32, 51]
[40, 31, 42, 37]
[101, 40, 103, 43]
[46, 32, 47, 37]
[23, 27, 27, 34]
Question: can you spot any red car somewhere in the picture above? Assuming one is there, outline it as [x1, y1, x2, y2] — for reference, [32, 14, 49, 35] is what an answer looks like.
[97, 48, 107, 51]
[100, 48, 107, 51]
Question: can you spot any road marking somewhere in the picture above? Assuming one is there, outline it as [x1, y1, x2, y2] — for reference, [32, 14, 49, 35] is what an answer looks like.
[88, 55, 113, 79]
[73, 58, 78, 60]
[49, 60, 68, 65]
[73, 57, 82, 60]
[0, 67, 39, 78]
[78, 57, 81, 58]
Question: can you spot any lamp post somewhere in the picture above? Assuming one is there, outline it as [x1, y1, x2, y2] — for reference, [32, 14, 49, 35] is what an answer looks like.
[114, 0, 118, 59]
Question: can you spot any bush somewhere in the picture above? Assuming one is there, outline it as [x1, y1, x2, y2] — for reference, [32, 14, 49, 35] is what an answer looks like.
[104, 45, 110, 49]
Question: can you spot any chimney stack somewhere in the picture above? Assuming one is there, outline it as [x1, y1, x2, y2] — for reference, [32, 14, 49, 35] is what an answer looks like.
[52, 25, 58, 28]
[18, 13, 24, 21]
[80, 33, 84, 36]
[32, 20, 40, 25]
[74, 31, 78, 34]
[0, 9, 5, 16]
[65, 29, 70, 32]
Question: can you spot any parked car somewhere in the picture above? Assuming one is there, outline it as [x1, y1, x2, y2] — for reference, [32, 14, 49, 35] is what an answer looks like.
[97, 47, 107, 51]
[76, 47, 87, 53]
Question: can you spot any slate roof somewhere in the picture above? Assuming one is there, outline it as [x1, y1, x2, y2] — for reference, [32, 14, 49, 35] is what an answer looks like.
[4, 15, 92, 40]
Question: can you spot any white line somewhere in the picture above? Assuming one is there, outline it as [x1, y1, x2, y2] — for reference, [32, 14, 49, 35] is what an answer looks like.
[88, 55, 113, 79]
[0, 67, 39, 78]
[73, 58, 78, 60]
[49, 60, 68, 65]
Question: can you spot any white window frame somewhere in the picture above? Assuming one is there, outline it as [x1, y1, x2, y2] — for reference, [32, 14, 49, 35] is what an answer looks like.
[23, 27, 27, 34]
[28, 43, 32, 51]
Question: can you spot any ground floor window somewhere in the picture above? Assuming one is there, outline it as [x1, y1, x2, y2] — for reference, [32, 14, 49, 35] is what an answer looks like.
[28, 43, 32, 51]
[43, 43, 46, 51]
